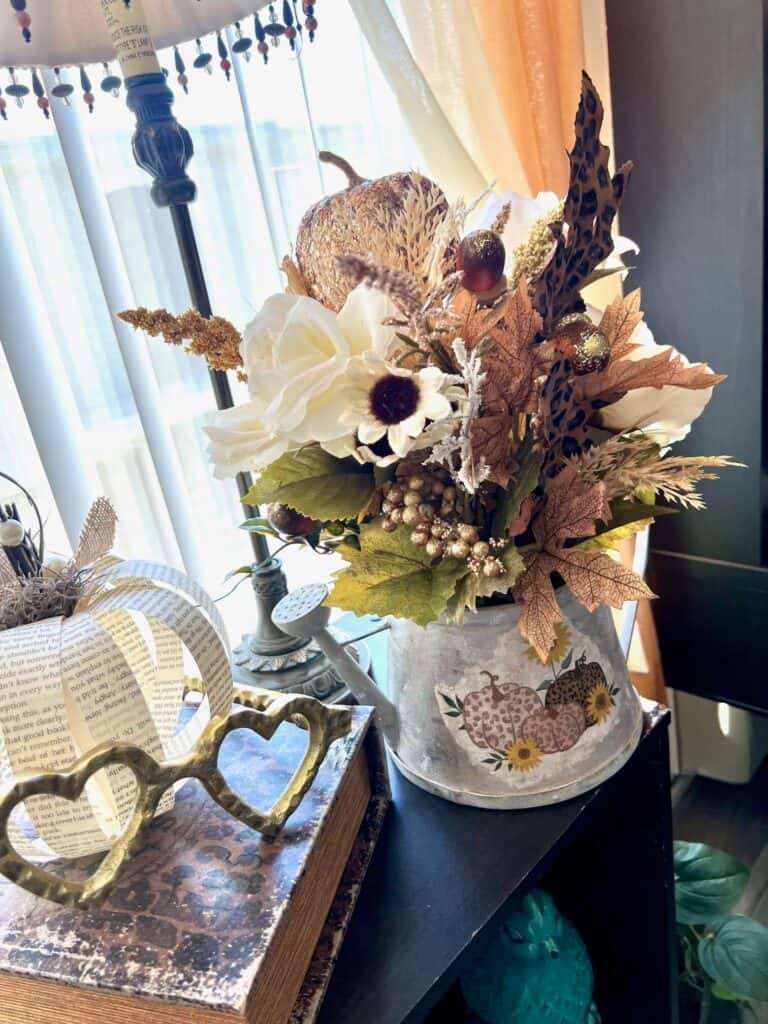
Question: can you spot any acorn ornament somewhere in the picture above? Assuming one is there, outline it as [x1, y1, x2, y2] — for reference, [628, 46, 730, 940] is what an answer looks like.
[551, 314, 611, 375]
[267, 503, 321, 538]
[457, 229, 506, 294]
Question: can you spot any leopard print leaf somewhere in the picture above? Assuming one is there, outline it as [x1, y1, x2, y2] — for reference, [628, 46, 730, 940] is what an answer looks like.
[538, 356, 593, 476]
[533, 71, 633, 332]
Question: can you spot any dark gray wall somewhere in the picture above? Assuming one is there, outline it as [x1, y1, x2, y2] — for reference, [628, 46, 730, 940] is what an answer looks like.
[606, 0, 768, 711]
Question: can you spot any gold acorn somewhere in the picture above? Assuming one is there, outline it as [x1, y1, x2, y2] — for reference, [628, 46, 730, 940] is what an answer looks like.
[294, 152, 449, 312]
[551, 314, 611, 375]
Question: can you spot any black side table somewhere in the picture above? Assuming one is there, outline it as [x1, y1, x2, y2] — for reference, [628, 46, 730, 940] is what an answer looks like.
[318, 702, 677, 1024]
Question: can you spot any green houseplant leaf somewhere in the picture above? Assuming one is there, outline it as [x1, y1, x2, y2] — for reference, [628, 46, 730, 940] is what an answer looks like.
[674, 841, 749, 924]
[698, 915, 768, 1001]
[243, 447, 374, 521]
[328, 521, 467, 627]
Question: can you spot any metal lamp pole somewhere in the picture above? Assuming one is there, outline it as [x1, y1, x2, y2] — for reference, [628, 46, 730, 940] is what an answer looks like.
[108, 4, 348, 698]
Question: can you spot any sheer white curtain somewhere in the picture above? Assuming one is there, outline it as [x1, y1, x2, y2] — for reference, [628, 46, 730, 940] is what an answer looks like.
[0, 1, 423, 638]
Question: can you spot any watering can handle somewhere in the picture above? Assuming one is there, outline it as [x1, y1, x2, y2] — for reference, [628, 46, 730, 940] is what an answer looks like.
[312, 629, 400, 749]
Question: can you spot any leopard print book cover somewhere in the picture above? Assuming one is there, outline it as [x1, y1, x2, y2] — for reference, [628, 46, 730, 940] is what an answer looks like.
[0, 707, 387, 1021]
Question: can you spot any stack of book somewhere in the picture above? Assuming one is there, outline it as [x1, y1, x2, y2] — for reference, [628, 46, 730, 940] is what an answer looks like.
[0, 706, 388, 1024]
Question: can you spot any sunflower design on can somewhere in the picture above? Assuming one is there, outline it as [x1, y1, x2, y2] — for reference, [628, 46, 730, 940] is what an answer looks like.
[505, 739, 544, 772]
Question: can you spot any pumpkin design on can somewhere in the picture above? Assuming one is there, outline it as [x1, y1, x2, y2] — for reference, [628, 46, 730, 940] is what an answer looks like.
[519, 703, 586, 753]
[461, 671, 542, 751]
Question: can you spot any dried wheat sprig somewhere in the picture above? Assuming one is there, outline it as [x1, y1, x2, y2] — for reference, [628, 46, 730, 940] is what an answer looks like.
[573, 436, 741, 509]
[119, 307, 246, 381]
[336, 255, 423, 316]
[491, 201, 512, 236]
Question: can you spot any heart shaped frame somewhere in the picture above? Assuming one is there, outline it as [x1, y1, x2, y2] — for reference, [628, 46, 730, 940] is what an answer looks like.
[0, 687, 352, 909]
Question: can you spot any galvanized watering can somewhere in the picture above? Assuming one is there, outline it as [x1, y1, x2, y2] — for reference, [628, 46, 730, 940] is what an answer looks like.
[272, 583, 643, 809]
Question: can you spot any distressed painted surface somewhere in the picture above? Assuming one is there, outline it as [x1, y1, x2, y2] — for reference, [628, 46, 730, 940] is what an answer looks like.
[0, 707, 382, 1019]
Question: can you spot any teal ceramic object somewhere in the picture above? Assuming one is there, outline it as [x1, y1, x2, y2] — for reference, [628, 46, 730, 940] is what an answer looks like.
[461, 889, 601, 1023]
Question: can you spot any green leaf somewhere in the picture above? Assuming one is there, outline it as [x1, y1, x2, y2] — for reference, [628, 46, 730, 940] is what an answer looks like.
[328, 521, 466, 627]
[634, 484, 657, 506]
[445, 709, 462, 717]
[445, 545, 525, 623]
[440, 693, 458, 709]
[674, 842, 749, 924]
[240, 517, 279, 537]
[710, 983, 742, 1002]
[579, 501, 676, 551]
[560, 649, 573, 670]
[225, 565, 253, 579]
[537, 679, 552, 691]
[698, 915, 768, 1000]
[243, 448, 374, 521]
[581, 263, 636, 289]
[491, 437, 543, 538]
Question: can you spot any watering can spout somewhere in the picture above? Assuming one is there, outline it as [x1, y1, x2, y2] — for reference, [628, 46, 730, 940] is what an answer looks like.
[271, 583, 400, 749]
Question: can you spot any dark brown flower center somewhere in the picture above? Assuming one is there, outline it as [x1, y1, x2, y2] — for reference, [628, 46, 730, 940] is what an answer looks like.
[369, 374, 420, 425]
[594, 692, 609, 709]
[518, 747, 531, 760]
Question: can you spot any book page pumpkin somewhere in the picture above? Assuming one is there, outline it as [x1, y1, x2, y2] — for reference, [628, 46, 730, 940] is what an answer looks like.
[0, 557, 231, 861]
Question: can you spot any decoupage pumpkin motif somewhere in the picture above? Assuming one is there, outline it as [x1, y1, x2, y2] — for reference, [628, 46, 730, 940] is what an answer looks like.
[461, 671, 542, 751]
[545, 653, 617, 727]
[520, 703, 586, 754]
[435, 628, 617, 781]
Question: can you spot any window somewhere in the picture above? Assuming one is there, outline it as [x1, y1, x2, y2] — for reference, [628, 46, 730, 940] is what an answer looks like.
[0, 2, 423, 638]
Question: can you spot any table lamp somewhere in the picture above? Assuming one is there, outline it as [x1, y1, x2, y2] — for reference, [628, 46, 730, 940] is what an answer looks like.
[0, 0, 356, 701]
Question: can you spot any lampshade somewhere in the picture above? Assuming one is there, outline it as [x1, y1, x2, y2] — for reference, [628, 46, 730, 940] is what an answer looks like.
[0, 0, 320, 116]
[0, 1, 276, 67]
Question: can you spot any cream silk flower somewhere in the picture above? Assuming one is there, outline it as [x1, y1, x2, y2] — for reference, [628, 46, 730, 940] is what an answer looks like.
[600, 321, 715, 446]
[205, 285, 397, 477]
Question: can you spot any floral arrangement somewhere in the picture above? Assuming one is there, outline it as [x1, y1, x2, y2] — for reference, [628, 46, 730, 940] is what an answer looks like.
[121, 73, 736, 662]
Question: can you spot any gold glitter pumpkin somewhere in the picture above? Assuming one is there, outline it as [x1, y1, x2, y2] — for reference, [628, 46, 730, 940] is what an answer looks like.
[295, 151, 448, 312]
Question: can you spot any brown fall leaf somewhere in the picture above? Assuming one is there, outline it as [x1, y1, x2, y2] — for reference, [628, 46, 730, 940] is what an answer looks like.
[514, 471, 633, 658]
[458, 279, 551, 416]
[507, 494, 536, 539]
[545, 547, 656, 612]
[469, 412, 516, 487]
[599, 289, 644, 361]
[535, 470, 610, 548]
[576, 344, 726, 404]
[514, 554, 562, 659]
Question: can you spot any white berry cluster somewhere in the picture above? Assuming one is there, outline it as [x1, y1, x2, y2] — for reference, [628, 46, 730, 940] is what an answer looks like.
[380, 473, 505, 578]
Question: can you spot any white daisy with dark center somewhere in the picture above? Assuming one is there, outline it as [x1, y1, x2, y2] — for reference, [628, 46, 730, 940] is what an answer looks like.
[341, 361, 463, 465]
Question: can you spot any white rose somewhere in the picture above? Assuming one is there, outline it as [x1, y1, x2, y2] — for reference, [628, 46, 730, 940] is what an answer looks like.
[600, 321, 715, 446]
[205, 285, 397, 477]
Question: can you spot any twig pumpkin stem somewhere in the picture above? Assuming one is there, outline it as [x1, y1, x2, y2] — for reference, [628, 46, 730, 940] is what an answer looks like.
[318, 150, 366, 187]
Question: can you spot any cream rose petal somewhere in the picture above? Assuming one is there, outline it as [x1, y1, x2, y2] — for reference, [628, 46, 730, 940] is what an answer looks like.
[204, 402, 290, 478]
[601, 386, 713, 446]
[337, 284, 399, 359]
[241, 293, 303, 388]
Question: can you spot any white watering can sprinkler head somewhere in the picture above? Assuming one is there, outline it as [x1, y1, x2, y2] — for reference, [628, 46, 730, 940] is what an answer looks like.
[272, 583, 399, 748]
